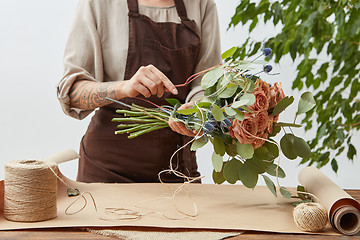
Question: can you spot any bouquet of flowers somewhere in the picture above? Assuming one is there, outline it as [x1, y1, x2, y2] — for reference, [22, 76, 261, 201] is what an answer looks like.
[108, 47, 316, 198]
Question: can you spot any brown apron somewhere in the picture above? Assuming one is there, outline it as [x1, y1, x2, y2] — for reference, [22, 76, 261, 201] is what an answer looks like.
[77, 0, 201, 183]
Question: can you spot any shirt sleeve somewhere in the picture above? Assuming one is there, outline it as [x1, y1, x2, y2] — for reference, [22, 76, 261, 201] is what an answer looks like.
[185, 0, 222, 103]
[56, 0, 103, 120]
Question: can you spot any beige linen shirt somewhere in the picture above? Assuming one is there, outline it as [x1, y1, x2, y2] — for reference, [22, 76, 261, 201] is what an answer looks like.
[57, 0, 222, 120]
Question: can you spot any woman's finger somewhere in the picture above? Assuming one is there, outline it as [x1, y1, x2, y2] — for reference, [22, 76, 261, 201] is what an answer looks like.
[147, 65, 178, 95]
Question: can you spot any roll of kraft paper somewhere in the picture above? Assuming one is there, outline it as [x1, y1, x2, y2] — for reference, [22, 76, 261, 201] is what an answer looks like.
[299, 166, 360, 235]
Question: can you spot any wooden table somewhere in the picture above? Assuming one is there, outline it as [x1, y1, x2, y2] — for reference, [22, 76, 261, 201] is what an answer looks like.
[1, 190, 359, 240]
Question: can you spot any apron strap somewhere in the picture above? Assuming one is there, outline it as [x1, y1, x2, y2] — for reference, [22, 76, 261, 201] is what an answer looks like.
[174, 0, 190, 22]
[127, 0, 140, 17]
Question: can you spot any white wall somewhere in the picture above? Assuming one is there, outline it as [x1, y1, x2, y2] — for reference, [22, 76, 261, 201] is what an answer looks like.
[0, 0, 358, 189]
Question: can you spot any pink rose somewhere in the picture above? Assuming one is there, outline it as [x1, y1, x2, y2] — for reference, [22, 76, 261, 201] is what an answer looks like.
[255, 78, 271, 100]
[256, 110, 268, 132]
[252, 132, 268, 150]
[249, 90, 269, 112]
[230, 114, 258, 145]
[269, 82, 285, 109]
[267, 115, 274, 134]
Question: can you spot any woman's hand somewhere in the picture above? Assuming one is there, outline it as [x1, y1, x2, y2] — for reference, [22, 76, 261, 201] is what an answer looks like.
[120, 64, 178, 98]
[169, 102, 200, 137]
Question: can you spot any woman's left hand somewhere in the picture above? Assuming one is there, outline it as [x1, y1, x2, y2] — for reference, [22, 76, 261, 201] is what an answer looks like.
[168, 102, 199, 137]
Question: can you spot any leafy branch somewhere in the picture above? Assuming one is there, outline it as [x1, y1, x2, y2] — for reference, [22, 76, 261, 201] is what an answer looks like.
[228, 0, 360, 173]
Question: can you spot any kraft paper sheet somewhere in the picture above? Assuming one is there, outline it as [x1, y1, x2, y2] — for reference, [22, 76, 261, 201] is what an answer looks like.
[0, 149, 358, 236]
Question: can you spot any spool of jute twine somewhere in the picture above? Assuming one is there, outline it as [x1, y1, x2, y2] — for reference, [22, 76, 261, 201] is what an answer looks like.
[293, 202, 328, 232]
[4, 159, 58, 222]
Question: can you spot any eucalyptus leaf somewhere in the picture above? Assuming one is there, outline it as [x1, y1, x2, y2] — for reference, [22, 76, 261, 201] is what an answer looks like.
[234, 109, 245, 121]
[280, 134, 297, 160]
[212, 152, 223, 172]
[213, 137, 226, 156]
[223, 159, 242, 184]
[190, 136, 208, 151]
[272, 96, 294, 116]
[212, 168, 225, 184]
[225, 107, 237, 116]
[239, 161, 259, 188]
[196, 101, 212, 109]
[236, 143, 254, 159]
[263, 140, 279, 159]
[280, 187, 292, 199]
[211, 104, 225, 121]
[297, 91, 316, 114]
[293, 136, 311, 158]
[254, 146, 275, 161]
[218, 84, 238, 98]
[265, 164, 286, 178]
[232, 93, 256, 108]
[262, 175, 277, 197]
[201, 68, 224, 89]
[221, 46, 238, 59]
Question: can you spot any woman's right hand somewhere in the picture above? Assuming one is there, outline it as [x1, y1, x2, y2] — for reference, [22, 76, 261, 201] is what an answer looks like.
[120, 65, 178, 98]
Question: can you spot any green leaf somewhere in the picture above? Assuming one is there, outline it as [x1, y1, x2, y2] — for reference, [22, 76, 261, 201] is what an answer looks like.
[221, 46, 238, 59]
[239, 160, 259, 188]
[263, 140, 279, 159]
[165, 98, 181, 107]
[347, 144, 357, 161]
[201, 68, 224, 89]
[254, 146, 276, 161]
[280, 134, 297, 160]
[297, 91, 316, 114]
[223, 159, 242, 184]
[211, 104, 225, 121]
[225, 107, 237, 116]
[293, 136, 311, 158]
[280, 187, 292, 199]
[213, 137, 226, 156]
[272, 96, 294, 116]
[296, 185, 309, 201]
[234, 109, 245, 121]
[196, 101, 212, 109]
[176, 108, 198, 115]
[274, 122, 302, 128]
[212, 168, 225, 184]
[265, 164, 286, 178]
[336, 130, 345, 143]
[190, 136, 208, 151]
[232, 93, 256, 108]
[331, 159, 338, 173]
[212, 152, 223, 172]
[236, 143, 254, 159]
[262, 175, 277, 197]
[218, 84, 238, 98]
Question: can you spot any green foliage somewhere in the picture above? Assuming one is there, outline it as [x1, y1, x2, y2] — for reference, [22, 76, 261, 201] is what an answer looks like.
[229, 0, 360, 171]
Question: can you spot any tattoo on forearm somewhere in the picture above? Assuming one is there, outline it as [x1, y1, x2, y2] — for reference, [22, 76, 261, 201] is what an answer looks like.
[69, 81, 118, 110]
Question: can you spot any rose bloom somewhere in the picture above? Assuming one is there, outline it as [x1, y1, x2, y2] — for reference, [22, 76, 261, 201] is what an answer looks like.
[249, 89, 269, 112]
[255, 78, 271, 100]
[267, 114, 274, 134]
[256, 110, 268, 132]
[230, 114, 258, 145]
[269, 82, 285, 109]
[252, 132, 268, 150]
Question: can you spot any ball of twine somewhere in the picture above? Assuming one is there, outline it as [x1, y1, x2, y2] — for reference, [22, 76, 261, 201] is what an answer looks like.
[293, 202, 328, 232]
[4, 159, 58, 222]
